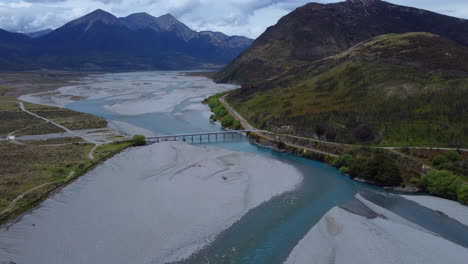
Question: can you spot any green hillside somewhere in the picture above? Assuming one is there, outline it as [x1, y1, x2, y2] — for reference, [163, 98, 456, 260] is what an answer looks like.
[228, 33, 468, 147]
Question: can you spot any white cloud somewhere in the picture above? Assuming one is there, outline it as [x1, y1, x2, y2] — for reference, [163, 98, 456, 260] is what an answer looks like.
[0, 0, 467, 38]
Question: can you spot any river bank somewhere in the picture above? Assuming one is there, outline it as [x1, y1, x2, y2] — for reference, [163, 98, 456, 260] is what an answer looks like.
[213, 92, 468, 204]
[285, 194, 468, 264]
[0, 141, 303, 263]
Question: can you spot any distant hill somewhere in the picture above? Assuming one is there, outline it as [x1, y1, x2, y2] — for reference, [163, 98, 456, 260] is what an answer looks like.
[215, 0, 468, 83]
[0, 9, 253, 71]
[228, 33, 468, 147]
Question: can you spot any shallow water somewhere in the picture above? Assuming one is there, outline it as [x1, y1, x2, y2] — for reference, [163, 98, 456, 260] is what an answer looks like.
[1, 71, 467, 264]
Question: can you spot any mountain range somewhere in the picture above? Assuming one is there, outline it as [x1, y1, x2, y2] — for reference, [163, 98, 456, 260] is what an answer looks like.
[220, 0, 468, 147]
[0, 10, 253, 71]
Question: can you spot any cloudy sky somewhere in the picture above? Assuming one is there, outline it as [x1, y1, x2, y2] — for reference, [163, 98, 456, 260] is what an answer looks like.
[1, 0, 468, 38]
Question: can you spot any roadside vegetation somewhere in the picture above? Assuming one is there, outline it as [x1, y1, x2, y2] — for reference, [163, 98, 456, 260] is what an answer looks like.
[132, 134, 146, 146]
[203, 92, 242, 130]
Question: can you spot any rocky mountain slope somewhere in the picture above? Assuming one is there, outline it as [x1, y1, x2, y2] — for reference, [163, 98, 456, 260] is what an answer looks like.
[215, 0, 468, 83]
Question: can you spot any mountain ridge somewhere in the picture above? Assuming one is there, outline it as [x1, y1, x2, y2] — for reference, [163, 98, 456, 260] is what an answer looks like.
[0, 9, 253, 71]
[215, 0, 468, 83]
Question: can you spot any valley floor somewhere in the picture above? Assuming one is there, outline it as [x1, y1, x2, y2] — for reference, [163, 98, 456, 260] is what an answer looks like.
[0, 82, 129, 224]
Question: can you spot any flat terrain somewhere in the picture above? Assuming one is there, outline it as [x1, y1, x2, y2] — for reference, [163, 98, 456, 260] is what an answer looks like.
[0, 71, 86, 97]
[0, 77, 131, 224]
[0, 95, 107, 136]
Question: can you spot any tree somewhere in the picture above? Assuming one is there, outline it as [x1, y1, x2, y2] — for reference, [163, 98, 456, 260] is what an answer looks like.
[132, 134, 146, 146]
[333, 154, 353, 168]
[213, 106, 228, 117]
[420, 170, 461, 200]
[444, 150, 461, 162]
[315, 124, 325, 138]
[325, 126, 337, 141]
[232, 120, 241, 130]
[208, 97, 219, 109]
[353, 124, 375, 142]
[348, 154, 402, 186]
[221, 115, 234, 128]
[432, 155, 449, 167]
[458, 185, 468, 205]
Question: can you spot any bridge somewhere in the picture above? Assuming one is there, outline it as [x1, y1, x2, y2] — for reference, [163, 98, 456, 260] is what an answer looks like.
[145, 130, 263, 144]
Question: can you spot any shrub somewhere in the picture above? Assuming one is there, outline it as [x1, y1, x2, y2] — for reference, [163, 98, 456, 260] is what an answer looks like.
[353, 124, 375, 142]
[409, 177, 421, 186]
[444, 150, 461, 162]
[132, 134, 146, 146]
[324, 126, 337, 141]
[339, 166, 349, 174]
[208, 97, 219, 109]
[213, 106, 228, 117]
[348, 154, 402, 186]
[332, 154, 353, 168]
[432, 155, 449, 167]
[438, 162, 455, 171]
[276, 140, 286, 149]
[324, 155, 337, 165]
[302, 150, 325, 161]
[420, 170, 461, 200]
[232, 120, 241, 130]
[221, 115, 234, 128]
[457, 185, 468, 205]
[315, 124, 325, 138]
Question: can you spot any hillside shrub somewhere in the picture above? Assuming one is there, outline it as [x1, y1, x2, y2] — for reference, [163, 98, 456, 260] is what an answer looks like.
[208, 97, 219, 109]
[325, 126, 337, 141]
[315, 124, 325, 138]
[324, 155, 337, 165]
[444, 150, 461, 162]
[132, 134, 146, 146]
[232, 120, 241, 130]
[213, 106, 228, 117]
[432, 155, 449, 167]
[420, 170, 461, 200]
[457, 185, 468, 205]
[221, 115, 234, 128]
[276, 140, 286, 149]
[348, 154, 402, 186]
[353, 124, 375, 142]
[339, 166, 350, 174]
[332, 153, 353, 168]
[302, 150, 325, 161]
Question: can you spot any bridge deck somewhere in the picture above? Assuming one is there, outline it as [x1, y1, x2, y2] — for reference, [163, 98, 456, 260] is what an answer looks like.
[145, 130, 263, 143]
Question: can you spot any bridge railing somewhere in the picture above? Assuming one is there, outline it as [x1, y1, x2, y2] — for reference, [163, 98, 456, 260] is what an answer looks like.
[145, 130, 261, 144]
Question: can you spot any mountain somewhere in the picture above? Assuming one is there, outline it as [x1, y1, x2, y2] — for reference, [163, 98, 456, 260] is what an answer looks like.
[227, 33, 468, 147]
[25, 29, 53, 38]
[0, 29, 35, 69]
[0, 9, 253, 71]
[120, 13, 198, 41]
[215, 0, 468, 83]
